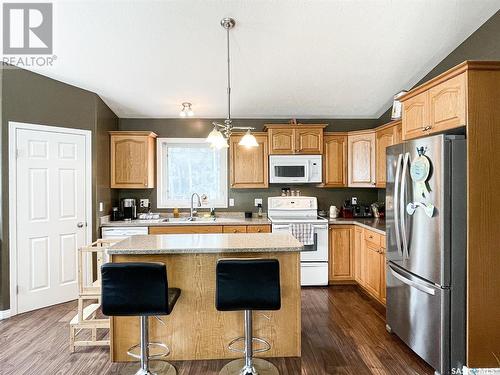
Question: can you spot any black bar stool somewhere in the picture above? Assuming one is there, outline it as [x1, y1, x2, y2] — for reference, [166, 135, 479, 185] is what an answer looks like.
[101, 262, 180, 375]
[216, 259, 281, 375]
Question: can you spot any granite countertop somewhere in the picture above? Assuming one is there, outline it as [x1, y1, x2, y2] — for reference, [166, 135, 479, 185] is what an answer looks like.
[328, 218, 386, 235]
[107, 233, 303, 255]
[101, 215, 271, 227]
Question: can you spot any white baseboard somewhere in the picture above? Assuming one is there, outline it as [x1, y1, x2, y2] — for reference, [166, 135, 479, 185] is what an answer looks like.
[0, 309, 11, 320]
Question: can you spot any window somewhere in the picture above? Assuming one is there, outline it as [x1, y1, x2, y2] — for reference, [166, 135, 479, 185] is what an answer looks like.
[157, 138, 228, 208]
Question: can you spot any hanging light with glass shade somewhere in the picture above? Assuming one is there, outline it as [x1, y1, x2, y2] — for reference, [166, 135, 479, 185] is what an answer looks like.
[206, 17, 258, 149]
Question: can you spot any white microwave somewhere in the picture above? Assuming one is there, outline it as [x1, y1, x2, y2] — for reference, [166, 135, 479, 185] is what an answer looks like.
[269, 155, 322, 184]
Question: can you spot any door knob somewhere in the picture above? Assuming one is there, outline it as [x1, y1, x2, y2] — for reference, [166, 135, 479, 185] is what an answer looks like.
[77, 222, 84, 228]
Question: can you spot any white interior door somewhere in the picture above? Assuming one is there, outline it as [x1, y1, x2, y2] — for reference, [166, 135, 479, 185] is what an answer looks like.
[15, 128, 88, 314]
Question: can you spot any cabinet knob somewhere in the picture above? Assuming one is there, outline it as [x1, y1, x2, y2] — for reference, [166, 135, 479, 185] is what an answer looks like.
[233, 229, 237, 233]
[257, 229, 262, 233]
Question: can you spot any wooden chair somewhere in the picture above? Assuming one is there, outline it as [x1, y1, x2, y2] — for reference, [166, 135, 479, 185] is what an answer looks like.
[69, 239, 121, 352]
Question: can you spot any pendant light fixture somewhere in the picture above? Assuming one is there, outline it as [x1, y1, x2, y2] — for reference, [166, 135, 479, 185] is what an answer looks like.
[206, 17, 258, 149]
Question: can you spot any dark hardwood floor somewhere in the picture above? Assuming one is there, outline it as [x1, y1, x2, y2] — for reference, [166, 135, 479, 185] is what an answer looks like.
[0, 286, 433, 375]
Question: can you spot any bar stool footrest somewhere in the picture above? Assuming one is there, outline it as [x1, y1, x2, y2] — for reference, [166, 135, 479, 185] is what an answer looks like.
[228, 336, 271, 354]
[127, 342, 170, 360]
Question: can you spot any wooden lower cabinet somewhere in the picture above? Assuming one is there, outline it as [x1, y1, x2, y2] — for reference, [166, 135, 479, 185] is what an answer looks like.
[328, 226, 354, 282]
[223, 225, 247, 233]
[149, 226, 223, 234]
[330, 225, 386, 305]
[361, 242, 382, 297]
[246, 225, 271, 233]
[359, 229, 386, 304]
[353, 226, 363, 285]
[149, 224, 271, 235]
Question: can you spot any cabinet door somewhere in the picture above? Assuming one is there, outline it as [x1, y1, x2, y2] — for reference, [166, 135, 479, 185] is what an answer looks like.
[223, 225, 247, 233]
[354, 227, 363, 285]
[362, 242, 382, 298]
[246, 225, 271, 233]
[328, 226, 354, 282]
[348, 131, 376, 187]
[428, 72, 467, 133]
[380, 249, 386, 305]
[111, 135, 155, 189]
[230, 133, 268, 188]
[268, 129, 295, 154]
[295, 128, 323, 154]
[149, 226, 223, 234]
[323, 134, 347, 187]
[402, 91, 429, 140]
[375, 125, 397, 188]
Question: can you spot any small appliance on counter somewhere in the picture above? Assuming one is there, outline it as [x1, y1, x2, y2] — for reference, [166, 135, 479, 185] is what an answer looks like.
[340, 200, 354, 218]
[352, 204, 373, 218]
[121, 198, 137, 221]
[111, 207, 123, 221]
[371, 202, 385, 218]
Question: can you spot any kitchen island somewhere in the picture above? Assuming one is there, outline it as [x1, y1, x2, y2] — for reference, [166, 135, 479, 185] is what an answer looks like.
[106, 233, 303, 362]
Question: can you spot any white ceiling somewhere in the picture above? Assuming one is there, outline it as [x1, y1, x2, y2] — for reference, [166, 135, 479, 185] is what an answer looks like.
[20, 0, 500, 118]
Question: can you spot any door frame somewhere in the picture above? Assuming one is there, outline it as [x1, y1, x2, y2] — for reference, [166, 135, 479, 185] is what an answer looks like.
[8, 121, 92, 317]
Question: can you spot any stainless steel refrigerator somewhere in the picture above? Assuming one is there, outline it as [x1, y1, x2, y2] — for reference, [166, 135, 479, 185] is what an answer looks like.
[386, 134, 466, 375]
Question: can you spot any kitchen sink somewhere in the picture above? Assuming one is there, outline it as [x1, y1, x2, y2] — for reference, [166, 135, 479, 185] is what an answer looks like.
[162, 217, 216, 223]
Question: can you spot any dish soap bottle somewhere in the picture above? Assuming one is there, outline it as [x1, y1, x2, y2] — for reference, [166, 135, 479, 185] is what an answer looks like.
[257, 203, 263, 218]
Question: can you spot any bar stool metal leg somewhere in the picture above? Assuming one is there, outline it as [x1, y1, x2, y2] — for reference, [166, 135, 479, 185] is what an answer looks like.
[120, 316, 177, 375]
[219, 311, 279, 375]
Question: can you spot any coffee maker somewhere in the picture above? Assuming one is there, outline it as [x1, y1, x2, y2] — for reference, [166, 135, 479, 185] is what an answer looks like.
[121, 198, 137, 221]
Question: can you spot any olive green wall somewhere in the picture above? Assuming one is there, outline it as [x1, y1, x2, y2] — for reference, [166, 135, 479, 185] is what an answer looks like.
[0, 64, 119, 310]
[117, 118, 382, 214]
[377, 9, 500, 125]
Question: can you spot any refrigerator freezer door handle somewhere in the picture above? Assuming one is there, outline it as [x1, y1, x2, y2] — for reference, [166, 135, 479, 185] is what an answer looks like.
[389, 265, 436, 295]
[394, 153, 404, 257]
[400, 152, 411, 259]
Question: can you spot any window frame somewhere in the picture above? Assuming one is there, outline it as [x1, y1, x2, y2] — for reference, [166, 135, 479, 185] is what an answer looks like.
[156, 138, 228, 208]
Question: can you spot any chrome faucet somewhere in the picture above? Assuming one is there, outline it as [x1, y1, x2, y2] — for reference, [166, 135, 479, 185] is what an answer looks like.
[189, 193, 201, 221]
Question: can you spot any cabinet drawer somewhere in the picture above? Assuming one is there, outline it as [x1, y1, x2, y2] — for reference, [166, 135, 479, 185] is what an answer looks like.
[364, 230, 382, 247]
[246, 225, 271, 233]
[223, 226, 247, 234]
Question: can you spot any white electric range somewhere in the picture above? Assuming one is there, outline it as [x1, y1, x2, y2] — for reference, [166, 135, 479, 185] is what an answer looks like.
[268, 196, 329, 286]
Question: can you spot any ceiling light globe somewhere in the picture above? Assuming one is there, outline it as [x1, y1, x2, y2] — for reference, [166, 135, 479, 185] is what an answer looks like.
[238, 130, 259, 147]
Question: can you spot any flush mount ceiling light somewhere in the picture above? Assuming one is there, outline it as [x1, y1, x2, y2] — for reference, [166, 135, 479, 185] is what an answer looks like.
[206, 17, 258, 149]
[179, 102, 194, 117]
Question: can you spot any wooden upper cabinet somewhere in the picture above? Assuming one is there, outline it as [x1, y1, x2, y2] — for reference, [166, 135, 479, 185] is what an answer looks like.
[229, 132, 268, 188]
[329, 225, 354, 282]
[295, 128, 323, 154]
[110, 131, 157, 189]
[348, 130, 376, 187]
[428, 73, 467, 132]
[375, 121, 401, 188]
[323, 133, 347, 187]
[401, 68, 468, 140]
[265, 124, 327, 155]
[402, 91, 429, 140]
[268, 128, 295, 154]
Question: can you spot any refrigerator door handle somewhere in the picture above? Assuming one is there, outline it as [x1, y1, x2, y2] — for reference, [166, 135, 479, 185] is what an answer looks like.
[389, 265, 436, 296]
[394, 153, 404, 257]
[400, 152, 411, 259]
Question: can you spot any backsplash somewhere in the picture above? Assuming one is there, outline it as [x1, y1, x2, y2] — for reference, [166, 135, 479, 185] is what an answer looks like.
[117, 186, 381, 214]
